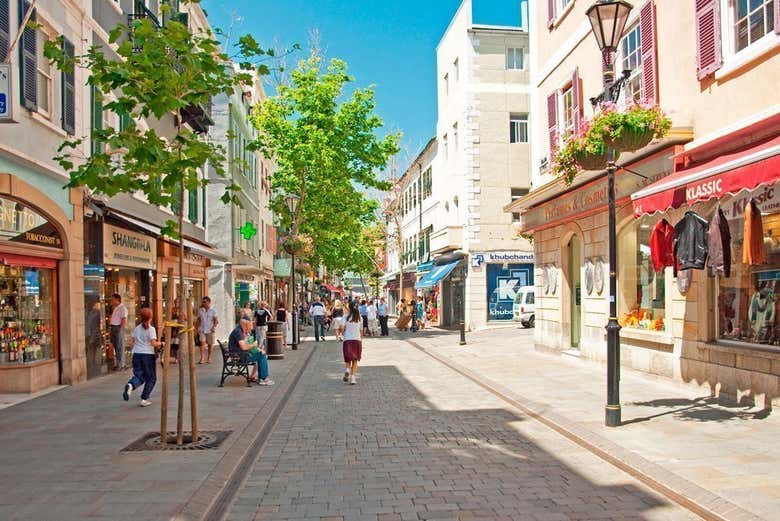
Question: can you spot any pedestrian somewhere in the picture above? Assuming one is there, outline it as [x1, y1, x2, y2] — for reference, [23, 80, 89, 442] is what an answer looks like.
[229, 317, 274, 385]
[359, 299, 369, 335]
[410, 299, 418, 332]
[169, 298, 185, 364]
[417, 297, 426, 330]
[123, 307, 161, 407]
[377, 297, 389, 336]
[332, 299, 345, 341]
[196, 296, 218, 364]
[254, 301, 272, 349]
[309, 297, 326, 341]
[342, 300, 363, 385]
[109, 293, 128, 370]
[276, 302, 289, 345]
[240, 301, 253, 321]
[366, 299, 378, 336]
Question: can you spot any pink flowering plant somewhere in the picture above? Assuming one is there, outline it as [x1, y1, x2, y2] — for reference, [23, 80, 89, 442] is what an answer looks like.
[281, 233, 314, 256]
[552, 102, 672, 185]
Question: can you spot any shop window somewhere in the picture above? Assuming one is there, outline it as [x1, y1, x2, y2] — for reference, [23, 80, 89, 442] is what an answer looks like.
[0, 266, 56, 365]
[618, 215, 666, 331]
[718, 207, 780, 346]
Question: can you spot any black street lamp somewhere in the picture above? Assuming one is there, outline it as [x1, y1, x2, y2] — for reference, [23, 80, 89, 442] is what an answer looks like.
[285, 193, 301, 350]
[586, 0, 632, 428]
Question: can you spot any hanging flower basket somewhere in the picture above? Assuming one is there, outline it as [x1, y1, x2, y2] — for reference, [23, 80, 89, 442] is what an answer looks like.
[280, 233, 314, 256]
[552, 103, 671, 185]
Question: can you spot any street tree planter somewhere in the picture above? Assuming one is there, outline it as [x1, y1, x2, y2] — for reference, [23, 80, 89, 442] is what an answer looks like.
[553, 103, 671, 185]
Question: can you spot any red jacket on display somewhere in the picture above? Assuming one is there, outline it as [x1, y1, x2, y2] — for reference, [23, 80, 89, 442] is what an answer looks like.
[650, 219, 675, 272]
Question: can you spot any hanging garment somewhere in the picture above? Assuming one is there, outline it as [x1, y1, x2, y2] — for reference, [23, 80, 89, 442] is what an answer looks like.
[707, 207, 732, 277]
[649, 219, 675, 272]
[743, 199, 766, 265]
[674, 211, 709, 272]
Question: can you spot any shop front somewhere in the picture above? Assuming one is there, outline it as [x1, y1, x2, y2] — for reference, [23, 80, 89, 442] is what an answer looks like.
[157, 241, 210, 333]
[471, 252, 534, 323]
[234, 269, 261, 322]
[0, 175, 85, 393]
[629, 131, 780, 406]
[83, 220, 157, 377]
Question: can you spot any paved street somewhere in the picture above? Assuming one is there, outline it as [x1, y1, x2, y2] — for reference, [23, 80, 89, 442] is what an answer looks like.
[226, 334, 699, 521]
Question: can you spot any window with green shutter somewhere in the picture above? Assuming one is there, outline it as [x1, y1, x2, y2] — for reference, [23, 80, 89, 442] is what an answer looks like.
[90, 84, 103, 155]
[61, 37, 75, 135]
[188, 187, 198, 223]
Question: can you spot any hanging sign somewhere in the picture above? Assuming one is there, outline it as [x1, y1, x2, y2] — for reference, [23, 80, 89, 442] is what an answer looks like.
[0, 64, 12, 122]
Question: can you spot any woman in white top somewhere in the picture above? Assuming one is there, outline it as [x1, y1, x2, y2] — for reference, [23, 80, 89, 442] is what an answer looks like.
[342, 300, 363, 385]
[366, 300, 378, 336]
[123, 307, 162, 407]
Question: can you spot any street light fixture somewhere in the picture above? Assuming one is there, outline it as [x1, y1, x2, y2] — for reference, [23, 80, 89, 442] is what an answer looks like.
[285, 193, 301, 350]
[586, 0, 633, 428]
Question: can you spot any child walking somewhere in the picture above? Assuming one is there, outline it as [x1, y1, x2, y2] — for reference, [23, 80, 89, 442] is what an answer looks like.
[342, 300, 363, 385]
[123, 307, 161, 407]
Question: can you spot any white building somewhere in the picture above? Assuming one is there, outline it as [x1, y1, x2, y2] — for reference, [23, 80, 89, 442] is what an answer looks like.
[428, 0, 534, 330]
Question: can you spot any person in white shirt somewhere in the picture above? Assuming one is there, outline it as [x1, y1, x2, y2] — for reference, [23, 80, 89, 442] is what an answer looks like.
[342, 300, 363, 385]
[109, 293, 128, 370]
[309, 297, 326, 341]
[123, 307, 162, 407]
[366, 300, 378, 336]
[196, 296, 218, 364]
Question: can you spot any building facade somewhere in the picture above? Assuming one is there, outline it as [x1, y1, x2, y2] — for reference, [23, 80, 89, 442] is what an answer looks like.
[509, 0, 780, 407]
[431, 0, 534, 330]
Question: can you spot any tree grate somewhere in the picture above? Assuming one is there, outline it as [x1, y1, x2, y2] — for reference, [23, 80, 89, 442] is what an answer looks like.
[121, 430, 232, 452]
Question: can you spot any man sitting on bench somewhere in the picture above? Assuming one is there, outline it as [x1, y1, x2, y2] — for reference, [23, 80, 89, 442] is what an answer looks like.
[228, 318, 274, 386]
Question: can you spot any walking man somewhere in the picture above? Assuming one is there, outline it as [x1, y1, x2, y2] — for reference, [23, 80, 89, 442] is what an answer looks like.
[377, 297, 389, 336]
[359, 299, 369, 335]
[309, 297, 326, 341]
[109, 293, 128, 370]
[254, 301, 272, 349]
[196, 296, 218, 364]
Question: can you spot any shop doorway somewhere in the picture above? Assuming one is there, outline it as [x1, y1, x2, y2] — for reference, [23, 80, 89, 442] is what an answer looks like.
[567, 236, 582, 349]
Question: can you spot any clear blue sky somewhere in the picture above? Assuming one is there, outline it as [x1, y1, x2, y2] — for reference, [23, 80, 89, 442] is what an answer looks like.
[201, 0, 522, 164]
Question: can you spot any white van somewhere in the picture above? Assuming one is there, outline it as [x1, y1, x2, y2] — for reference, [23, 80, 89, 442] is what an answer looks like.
[513, 286, 535, 328]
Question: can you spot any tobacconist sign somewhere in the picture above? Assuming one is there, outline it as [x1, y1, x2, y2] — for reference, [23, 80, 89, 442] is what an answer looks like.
[103, 223, 157, 270]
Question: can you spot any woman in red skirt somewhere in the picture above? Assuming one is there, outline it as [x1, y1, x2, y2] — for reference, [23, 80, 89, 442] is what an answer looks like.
[342, 300, 363, 385]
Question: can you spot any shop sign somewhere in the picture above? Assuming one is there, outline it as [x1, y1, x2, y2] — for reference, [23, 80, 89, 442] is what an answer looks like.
[720, 182, 780, 220]
[522, 152, 673, 231]
[185, 251, 206, 265]
[0, 64, 11, 122]
[474, 251, 535, 266]
[274, 258, 292, 278]
[103, 223, 157, 270]
[235, 272, 257, 282]
[0, 197, 62, 248]
[486, 263, 534, 321]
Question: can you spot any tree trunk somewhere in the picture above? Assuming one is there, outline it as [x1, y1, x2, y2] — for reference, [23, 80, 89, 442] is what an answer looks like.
[161, 267, 175, 445]
[177, 178, 187, 445]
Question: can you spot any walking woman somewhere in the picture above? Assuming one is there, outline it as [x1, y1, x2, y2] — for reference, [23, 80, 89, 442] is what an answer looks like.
[276, 302, 289, 346]
[332, 299, 345, 341]
[122, 307, 161, 407]
[342, 300, 363, 385]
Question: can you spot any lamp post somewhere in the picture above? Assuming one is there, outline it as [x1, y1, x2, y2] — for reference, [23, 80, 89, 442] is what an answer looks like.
[285, 194, 301, 350]
[586, 0, 633, 428]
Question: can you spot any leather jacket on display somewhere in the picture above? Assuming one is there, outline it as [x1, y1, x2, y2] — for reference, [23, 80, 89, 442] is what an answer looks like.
[674, 211, 709, 272]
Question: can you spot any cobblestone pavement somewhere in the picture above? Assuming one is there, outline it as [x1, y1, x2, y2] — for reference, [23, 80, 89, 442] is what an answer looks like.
[227, 335, 700, 521]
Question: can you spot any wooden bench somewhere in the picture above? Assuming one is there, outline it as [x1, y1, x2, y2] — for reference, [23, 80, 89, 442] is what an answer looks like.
[217, 340, 253, 387]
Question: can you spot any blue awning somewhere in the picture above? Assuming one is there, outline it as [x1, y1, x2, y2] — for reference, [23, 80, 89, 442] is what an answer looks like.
[415, 260, 459, 289]
[416, 260, 434, 273]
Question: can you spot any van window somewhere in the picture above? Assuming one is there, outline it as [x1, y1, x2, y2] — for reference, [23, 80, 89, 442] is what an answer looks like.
[514, 291, 524, 304]
[525, 292, 534, 305]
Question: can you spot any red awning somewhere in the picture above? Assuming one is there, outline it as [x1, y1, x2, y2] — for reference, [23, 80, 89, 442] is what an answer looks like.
[322, 283, 344, 295]
[632, 134, 780, 217]
[2, 254, 57, 269]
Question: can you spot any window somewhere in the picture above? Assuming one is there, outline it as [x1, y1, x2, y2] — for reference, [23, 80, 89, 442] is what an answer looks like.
[506, 47, 525, 70]
[188, 187, 198, 223]
[510, 188, 528, 223]
[35, 29, 52, 116]
[510, 114, 528, 143]
[422, 167, 432, 199]
[620, 24, 643, 102]
[618, 215, 666, 332]
[560, 85, 574, 137]
[733, 0, 775, 52]
[718, 196, 780, 346]
[453, 57, 459, 81]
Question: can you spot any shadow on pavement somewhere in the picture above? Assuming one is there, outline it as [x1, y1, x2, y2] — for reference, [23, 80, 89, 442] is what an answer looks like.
[623, 395, 772, 425]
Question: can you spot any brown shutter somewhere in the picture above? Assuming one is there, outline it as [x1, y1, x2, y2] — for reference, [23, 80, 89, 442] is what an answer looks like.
[547, 92, 558, 155]
[18, 0, 37, 111]
[0, 0, 9, 63]
[547, 0, 556, 29]
[572, 68, 582, 133]
[61, 37, 76, 135]
[694, 0, 722, 80]
[640, 0, 658, 104]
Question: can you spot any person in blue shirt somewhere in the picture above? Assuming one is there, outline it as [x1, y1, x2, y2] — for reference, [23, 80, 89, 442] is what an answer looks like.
[359, 300, 368, 335]
[228, 318, 274, 385]
[416, 297, 426, 330]
[377, 298, 389, 336]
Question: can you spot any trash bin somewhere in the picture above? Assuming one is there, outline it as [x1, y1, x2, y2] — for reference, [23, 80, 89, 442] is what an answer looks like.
[266, 321, 285, 360]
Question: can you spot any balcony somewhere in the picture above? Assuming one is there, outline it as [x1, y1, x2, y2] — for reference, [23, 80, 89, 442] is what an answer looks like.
[430, 226, 463, 254]
[179, 103, 214, 134]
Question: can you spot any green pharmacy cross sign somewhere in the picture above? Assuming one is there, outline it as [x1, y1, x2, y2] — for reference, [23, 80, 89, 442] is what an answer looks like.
[239, 221, 258, 240]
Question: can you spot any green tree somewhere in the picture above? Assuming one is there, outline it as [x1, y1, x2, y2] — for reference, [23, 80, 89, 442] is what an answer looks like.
[250, 54, 400, 274]
[44, 1, 286, 444]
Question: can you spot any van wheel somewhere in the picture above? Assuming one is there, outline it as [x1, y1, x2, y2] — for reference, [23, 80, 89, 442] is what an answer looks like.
[529, 315, 535, 328]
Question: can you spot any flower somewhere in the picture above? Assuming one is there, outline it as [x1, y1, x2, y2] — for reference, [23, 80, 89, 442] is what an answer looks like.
[280, 233, 314, 256]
